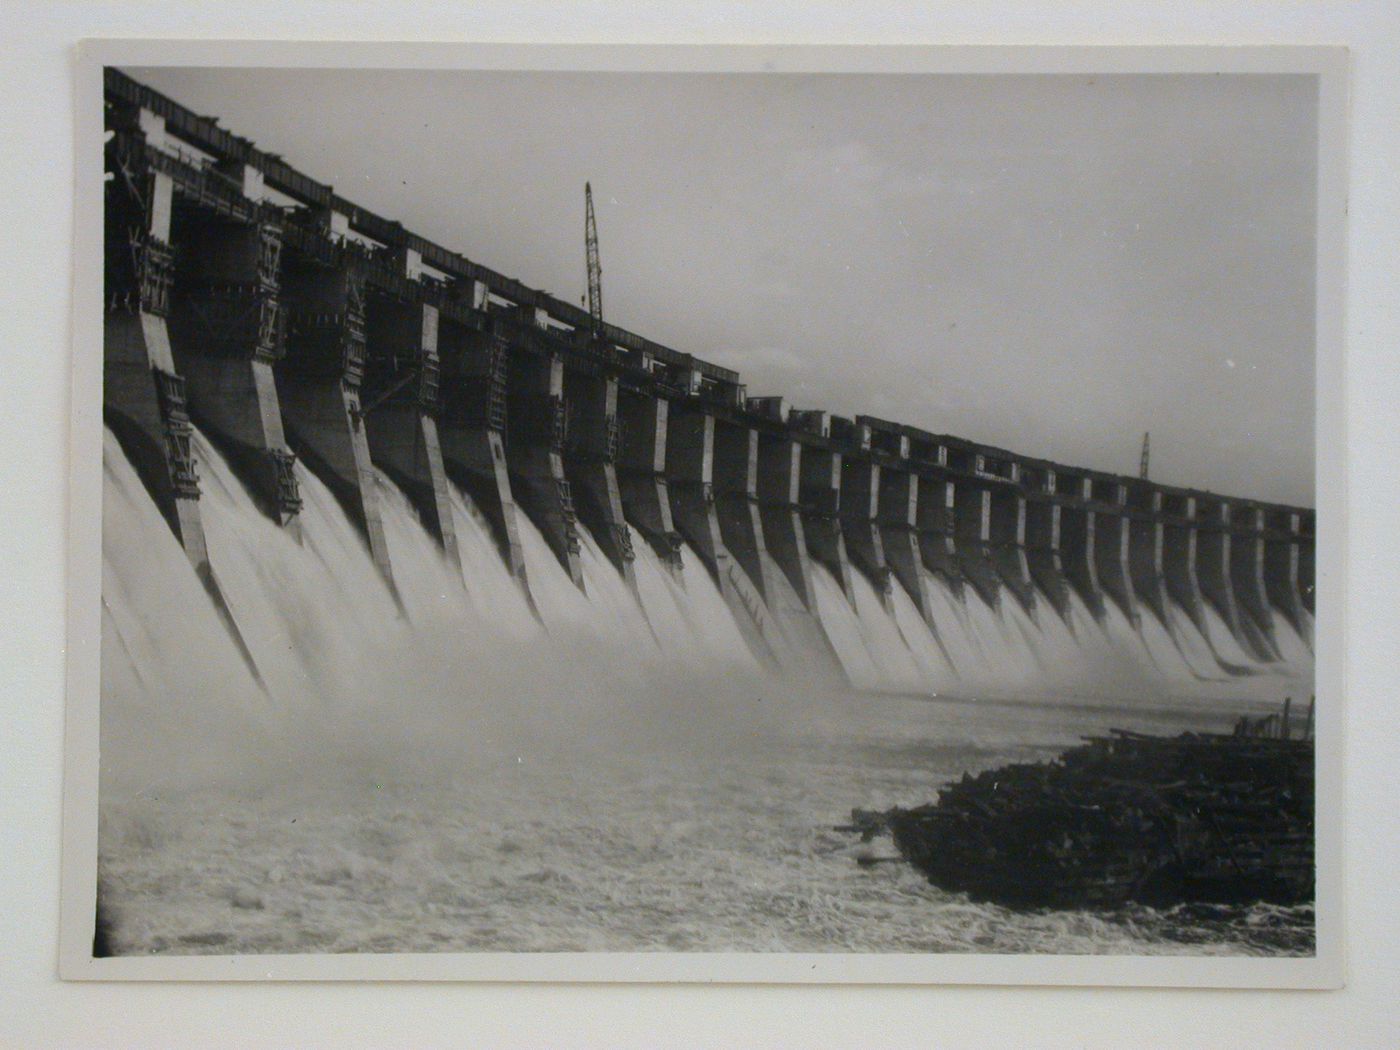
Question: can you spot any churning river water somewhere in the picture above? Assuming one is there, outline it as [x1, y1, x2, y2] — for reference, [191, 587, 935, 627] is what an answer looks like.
[96, 426, 1314, 957]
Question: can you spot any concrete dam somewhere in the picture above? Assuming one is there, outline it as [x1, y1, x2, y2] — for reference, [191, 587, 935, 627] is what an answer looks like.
[100, 68, 1315, 721]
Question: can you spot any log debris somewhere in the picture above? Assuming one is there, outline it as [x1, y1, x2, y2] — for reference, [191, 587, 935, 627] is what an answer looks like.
[868, 726, 1314, 910]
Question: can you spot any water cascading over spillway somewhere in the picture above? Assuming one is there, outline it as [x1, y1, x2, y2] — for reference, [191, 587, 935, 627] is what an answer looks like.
[101, 424, 775, 793]
[101, 420, 1313, 798]
[95, 68, 1317, 807]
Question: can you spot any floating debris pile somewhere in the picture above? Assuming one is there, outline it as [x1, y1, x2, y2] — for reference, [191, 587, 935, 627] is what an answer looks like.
[868, 713, 1314, 910]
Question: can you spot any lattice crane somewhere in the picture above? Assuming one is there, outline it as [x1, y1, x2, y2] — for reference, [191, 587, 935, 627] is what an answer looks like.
[584, 181, 604, 335]
[1140, 432, 1150, 479]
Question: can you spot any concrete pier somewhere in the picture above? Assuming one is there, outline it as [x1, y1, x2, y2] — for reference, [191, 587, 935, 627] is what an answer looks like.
[436, 320, 529, 593]
[752, 412, 818, 609]
[833, 420, 893, 608]
[951, 478, 1003, 610]
[791, 412, 855, 603]
[1298, 511, 1316, 615]
[278, 260, 395, 590]
[1059, 475, 1106, 621]
[665, 397, 779, 666]
[915, 471, 963, 596]
[988, 473, 1036, 617]
[1126, 485, 1172, 629]
[885, 434, 961, 596]
[1161, 492, 1208, 636]
[712, 417, 777, 599]
[104, 130, 212, 574]
[740, 399, 846, 678]
[563, 367, 637, 591]
[1264, 509, 1310, 644]
[877, 461, 935, 623]
[665, 400, 725, 582]
[1024, 469, 1072, 621]
[1195, 497, 1248, 650]
[1190, 498, 1274, 661]
[504, 333, 583, 588]
[945, 448, 1037, 617]
[167, 206, 302, 529]
[362, 299, 461, 574]
[1228, 504, 1280, 659]
[1092, 480, 1138, 626]
[616, 388, 683, 572]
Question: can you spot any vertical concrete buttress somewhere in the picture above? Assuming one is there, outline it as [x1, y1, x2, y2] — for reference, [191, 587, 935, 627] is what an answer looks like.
[837, 445, 894, 610]
[1228, 505, 1280, 659]
[756, 432, 817, 609]
[1194, 500, 1233, 628]
[435, 320, 531, 598]
[665, 401, 725, 581]
[362, 300, 462, 575]
[952, 479, 1002, 609]
[1264, 509, 1310, 645]
[916, 473, 963, 595]
[664, 400, 778, 666]
[1127, 488, 1172, 629]
[505, 347, 583, 589]
[616, 388, 683, 573]
[167, 196, 303, 531]
[1024, 480, 1072, 621]
[1192, 495, 1271, 658]
[877, 465, 934, 622]
[278, 260, 396, 592]
[563, 368, 637, 591]
[104, 142, 212, 576]
[1298, 511, 1316, 615]
[1059, 477, 1106, 621]
[797, 443, 855, 603]
[1162, 493, 1208, 636]
[988, 473, 1037, 616]
[1093, 482, 1138, 625]
[712, 418, 778, 600]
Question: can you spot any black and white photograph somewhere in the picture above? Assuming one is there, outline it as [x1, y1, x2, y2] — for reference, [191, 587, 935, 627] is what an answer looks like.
[63, 43, 1345, 984]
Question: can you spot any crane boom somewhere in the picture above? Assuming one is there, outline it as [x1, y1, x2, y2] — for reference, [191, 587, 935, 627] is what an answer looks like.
[584, 181, 603, 333]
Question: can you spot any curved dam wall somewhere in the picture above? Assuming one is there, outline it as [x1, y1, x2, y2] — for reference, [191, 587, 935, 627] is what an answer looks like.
[101, 70, 1315, 706]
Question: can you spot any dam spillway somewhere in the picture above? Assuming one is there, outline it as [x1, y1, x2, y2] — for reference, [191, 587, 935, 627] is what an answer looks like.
[100, 68, 1315, 717]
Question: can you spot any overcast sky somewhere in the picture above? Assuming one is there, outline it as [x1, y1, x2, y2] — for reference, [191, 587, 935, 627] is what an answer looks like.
[130, 68, 1318, 505]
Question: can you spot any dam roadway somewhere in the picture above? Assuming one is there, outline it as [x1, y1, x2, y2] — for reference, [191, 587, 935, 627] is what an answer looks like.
[101, 68, 1315, 677]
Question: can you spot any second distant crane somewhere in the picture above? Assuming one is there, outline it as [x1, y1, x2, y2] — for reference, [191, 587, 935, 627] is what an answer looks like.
[584, 181, 604, 335]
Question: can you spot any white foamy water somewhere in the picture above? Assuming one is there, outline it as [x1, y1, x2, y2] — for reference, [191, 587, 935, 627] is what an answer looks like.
[849, 569, 931, 688]
[98, 426, 1313, 956]
[1271, 611, 1314, 676]
[888, 580, 959, 689]
[100, 430, 278, 791]
[444, 486, 539, 641]
[1201, 603, 1259, 669]
[631, 527, 753, 674]
[810, 562, 892, 692]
